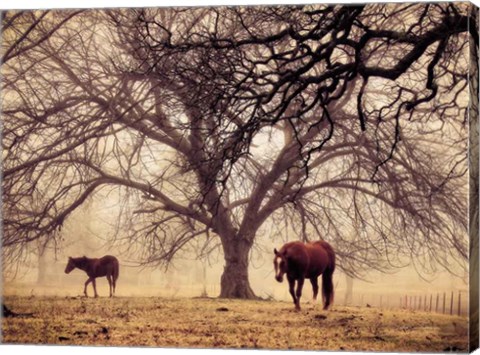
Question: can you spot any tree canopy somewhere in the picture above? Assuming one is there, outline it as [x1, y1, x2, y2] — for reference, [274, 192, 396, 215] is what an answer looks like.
[2, 3, 476, 297]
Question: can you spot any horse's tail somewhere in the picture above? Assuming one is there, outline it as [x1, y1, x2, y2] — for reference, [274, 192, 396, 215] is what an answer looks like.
[113, 258, 120, 282]
[320, 241, 335, 310]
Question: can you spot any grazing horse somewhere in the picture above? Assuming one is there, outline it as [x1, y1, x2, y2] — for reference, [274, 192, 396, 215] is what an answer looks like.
[274, 240, 335, 311]
[65, 255, 119, 298]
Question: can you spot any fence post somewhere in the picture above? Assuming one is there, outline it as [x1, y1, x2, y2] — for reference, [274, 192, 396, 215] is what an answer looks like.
[450, 291, 454, 315]
[429, 294, 433, 312]
[436, 293, 439, 313]
[458, 292, 461, 316]
[443, 292, 446, 314]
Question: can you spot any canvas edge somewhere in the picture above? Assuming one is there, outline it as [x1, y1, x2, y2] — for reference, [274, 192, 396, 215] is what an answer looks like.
[469, 1, 480, 353]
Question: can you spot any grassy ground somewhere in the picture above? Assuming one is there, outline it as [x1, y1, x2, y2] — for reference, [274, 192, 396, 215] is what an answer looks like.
[1, 295, 468, 351]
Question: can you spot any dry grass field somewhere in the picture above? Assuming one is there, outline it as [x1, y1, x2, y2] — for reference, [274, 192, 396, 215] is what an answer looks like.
[1, 295, 468, 352]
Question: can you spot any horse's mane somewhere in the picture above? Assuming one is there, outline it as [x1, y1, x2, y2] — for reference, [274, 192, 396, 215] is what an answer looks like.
[73, 256, 90, 270]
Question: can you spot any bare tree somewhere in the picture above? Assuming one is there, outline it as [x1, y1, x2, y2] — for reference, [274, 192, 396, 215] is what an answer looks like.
[2, 3, 476, 298]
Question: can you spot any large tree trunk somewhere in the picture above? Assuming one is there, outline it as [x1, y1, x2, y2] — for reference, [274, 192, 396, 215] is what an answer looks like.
[219, 237, 257, 299]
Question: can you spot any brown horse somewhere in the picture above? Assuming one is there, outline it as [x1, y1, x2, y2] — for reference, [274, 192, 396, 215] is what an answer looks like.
[274, 240, 335, 311]
[65, 255, 119, 298]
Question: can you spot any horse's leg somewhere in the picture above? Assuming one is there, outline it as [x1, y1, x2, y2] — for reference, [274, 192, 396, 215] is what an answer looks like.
[295, 277, 305, 311]
[84, 278, 92, 297]
[287, 276, 297, 309]
[92, 278, 99, 298]
[310, 277, 319, 304]
[112, 264, 118, 297]
[107, 275, 112, 297]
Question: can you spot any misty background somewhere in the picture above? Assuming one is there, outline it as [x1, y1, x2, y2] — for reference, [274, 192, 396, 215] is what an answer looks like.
[4, 190, 468, 313]
[1, 4, 475, 323]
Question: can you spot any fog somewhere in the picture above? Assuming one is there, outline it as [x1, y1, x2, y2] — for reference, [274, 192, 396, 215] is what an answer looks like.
[4, 245, 469, 316]
[1, 4, 470, 313]
[4, 194, 468, 314]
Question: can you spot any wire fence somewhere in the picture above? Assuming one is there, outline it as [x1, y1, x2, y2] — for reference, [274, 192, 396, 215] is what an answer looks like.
[342, 290, 469, 317]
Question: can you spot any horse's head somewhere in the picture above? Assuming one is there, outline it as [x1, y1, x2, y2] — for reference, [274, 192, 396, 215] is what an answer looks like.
[64, 257, 76, 274]
[273, 248, 287, 283]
